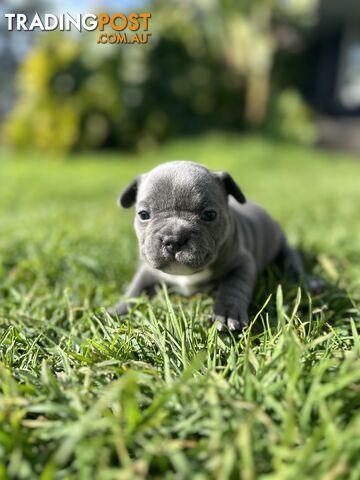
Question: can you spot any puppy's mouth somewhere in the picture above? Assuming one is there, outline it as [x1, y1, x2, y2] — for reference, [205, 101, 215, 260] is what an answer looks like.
[163, 251, 212, 274]
[142, 246, 214, 275]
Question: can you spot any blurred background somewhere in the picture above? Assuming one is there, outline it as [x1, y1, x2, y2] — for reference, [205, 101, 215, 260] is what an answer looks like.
[1, 0, 360, 154]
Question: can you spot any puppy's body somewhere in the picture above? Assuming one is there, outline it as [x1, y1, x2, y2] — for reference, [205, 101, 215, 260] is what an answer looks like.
[113, 161, 306, 331]
[157, 268, 214, 296]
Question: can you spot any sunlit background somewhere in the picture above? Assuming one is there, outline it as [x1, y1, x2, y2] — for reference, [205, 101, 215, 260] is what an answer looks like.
[0, 0, 360, 153]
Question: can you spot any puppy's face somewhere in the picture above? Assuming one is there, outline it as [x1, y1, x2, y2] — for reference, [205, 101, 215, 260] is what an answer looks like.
[119, 161, 246, 275]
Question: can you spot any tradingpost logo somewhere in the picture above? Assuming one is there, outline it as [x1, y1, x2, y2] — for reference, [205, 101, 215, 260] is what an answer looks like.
[4, 12, 152, 45]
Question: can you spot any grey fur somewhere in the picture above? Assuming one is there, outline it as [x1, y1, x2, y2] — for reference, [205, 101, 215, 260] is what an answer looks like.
[112, 161, 309, 331]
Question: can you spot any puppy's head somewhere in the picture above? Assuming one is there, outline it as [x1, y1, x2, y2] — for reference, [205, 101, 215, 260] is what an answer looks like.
[119, 161, 246, 275]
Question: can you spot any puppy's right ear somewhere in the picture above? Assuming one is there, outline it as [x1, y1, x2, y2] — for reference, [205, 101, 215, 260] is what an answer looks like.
[118, 176, 141, 208]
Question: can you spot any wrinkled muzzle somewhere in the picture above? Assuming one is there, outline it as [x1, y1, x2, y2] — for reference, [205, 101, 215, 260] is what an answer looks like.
[140, 220, 217, 274]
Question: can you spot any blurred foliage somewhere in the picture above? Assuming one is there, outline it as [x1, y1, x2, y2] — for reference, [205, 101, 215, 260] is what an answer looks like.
[2, 0, 319, 153]
[266, 88, 316, 144]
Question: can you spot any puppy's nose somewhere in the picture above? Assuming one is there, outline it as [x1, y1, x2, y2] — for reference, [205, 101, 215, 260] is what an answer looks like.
[162, 235, 188, 254]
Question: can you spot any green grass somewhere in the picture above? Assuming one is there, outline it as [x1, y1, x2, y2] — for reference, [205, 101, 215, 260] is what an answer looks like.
[0, 134, 359, 479]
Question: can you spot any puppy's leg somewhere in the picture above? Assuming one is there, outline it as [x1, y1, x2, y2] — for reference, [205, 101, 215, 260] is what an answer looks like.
[211, 253, 257, 332]
[276, 240, 324, 294]
[110, 265, 159, 316]
[276, 239, 305, 281]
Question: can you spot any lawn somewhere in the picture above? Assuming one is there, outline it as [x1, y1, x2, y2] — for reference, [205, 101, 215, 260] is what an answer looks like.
[0, 134, 359, 479]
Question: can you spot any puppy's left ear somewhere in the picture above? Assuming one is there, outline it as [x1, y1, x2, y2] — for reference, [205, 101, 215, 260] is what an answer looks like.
[118, 176, 141, 208]
[215, 172, 246, 204]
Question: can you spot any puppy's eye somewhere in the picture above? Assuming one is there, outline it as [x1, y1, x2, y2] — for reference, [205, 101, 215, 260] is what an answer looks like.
[138, 210, 151, 221]
[201, 209, 217, 222]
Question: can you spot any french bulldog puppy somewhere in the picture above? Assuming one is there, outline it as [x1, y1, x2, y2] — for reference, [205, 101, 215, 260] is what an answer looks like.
[112, 161, 308, 331]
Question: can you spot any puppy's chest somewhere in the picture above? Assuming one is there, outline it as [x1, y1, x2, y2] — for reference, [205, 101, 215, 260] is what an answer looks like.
[157, 268, 214, 296]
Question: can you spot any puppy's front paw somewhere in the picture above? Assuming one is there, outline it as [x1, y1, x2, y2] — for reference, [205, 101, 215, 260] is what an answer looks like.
[210, 310, 249, 333]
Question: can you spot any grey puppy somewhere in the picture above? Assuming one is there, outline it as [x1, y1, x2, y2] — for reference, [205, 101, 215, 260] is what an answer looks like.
[112, 161, 309, 331]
